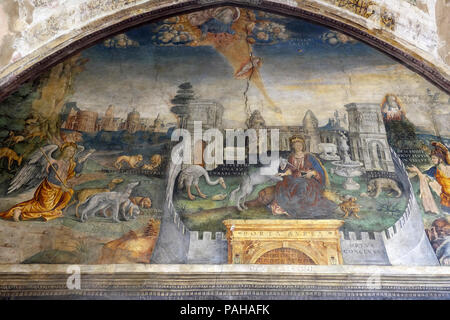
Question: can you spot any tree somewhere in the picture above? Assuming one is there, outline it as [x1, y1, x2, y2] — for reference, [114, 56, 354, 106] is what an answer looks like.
[170, 82, 195, 116]
[385, 119, 417, 147]
[0, 80, 38, 140]
[384, 118, 429, 165]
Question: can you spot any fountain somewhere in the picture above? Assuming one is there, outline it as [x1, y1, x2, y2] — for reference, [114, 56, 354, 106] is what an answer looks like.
[330, 132, 364, 190]
[318, 143, 340, 161]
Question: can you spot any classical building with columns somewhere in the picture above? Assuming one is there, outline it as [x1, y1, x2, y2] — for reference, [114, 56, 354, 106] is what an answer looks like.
[345, 103, 395, 172]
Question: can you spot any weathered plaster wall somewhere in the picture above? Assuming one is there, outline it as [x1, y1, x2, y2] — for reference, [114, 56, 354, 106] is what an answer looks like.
[0, 0, 449, 98]
[435, 0, 450, 66]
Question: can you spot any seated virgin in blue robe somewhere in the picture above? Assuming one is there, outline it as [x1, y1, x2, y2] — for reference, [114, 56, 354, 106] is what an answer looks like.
[271, 153, 336, 218]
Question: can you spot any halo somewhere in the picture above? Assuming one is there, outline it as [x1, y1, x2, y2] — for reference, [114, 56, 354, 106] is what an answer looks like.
[431, 141, 450, 165]
[213, 6, 240, 22]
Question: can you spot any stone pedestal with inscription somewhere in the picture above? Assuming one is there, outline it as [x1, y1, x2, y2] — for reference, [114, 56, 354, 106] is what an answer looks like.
[223, 220, 344, 265]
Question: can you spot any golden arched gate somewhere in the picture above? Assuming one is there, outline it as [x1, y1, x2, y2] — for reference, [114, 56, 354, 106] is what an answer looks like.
[223, 219, 344, 265]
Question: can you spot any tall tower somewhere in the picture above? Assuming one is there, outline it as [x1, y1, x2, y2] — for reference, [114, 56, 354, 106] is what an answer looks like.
[75, 110, 98, 133]
[126, 109, 141, 134]
[302, 109, 320, 154]
[153, 113, 164, 132]
[345, 103, 395, 172]
[101, 105, 116, 131]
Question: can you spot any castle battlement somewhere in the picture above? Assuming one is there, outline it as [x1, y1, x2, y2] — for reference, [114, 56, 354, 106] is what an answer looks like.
[188, 231, 227, 264]
[189, 231, 226, 241]
[153, 143, 439, 266]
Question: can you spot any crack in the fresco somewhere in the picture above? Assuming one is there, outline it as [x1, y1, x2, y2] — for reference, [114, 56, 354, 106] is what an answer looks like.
[243, 62, 253, 118]
[243, 11, 256, 120]
[336, 54, 352, 101]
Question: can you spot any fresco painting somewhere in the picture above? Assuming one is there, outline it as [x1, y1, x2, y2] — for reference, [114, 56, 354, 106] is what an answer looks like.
[0, 6, 449, 267]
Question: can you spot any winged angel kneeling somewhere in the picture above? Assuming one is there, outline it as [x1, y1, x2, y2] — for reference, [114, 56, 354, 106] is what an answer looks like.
[0, 143, 93, 222]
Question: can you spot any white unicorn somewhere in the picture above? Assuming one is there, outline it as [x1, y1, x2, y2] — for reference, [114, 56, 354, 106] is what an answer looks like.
[229, 157, 288, 211]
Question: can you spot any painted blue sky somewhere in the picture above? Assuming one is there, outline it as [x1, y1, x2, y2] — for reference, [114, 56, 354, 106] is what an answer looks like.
[70, 8, 449, 132]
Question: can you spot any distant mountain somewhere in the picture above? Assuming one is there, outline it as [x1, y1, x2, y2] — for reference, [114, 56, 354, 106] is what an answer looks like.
[417, 133, 450, 147]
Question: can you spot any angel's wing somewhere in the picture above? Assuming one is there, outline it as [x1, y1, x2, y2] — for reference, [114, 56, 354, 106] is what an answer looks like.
[7, 144, 59, 194]
[164, 142, 184, 211]
[74, 145, 85, 159]
[74, 145, 95, 162]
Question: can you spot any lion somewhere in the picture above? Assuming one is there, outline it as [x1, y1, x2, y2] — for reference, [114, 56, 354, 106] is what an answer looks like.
[114, 154, 143, 169]
[338, 195, 360, 219]
[142, 154, 162, 170]
[367, 178, 402, 198]
[130, 196, 152, 209]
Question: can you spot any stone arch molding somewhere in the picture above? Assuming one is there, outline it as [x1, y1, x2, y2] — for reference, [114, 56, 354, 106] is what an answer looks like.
[249, 242, 322, 265]
[0, 0, 449, 102]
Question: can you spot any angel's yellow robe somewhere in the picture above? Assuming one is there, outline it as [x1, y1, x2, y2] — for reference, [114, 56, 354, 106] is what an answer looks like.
[0, 160, 75, 221]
